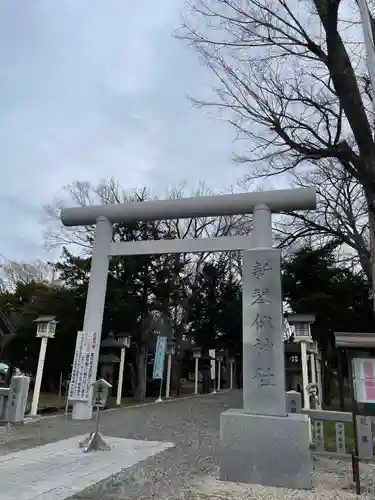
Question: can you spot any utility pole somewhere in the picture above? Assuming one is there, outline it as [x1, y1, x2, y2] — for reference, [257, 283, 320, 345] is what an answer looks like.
[357, 0, 375, 312]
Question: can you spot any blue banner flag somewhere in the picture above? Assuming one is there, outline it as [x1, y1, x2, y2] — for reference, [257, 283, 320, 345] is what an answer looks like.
[153, 336, 167, 380]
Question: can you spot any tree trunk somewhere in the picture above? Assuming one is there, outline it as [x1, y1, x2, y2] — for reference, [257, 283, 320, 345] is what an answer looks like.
[129, 362, 137, 395]
[321, 350, 332, 407]
[134, 344, 147, 402]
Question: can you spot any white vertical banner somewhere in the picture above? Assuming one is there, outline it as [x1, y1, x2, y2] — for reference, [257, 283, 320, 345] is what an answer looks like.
[209, 349, 216, 381]
[68, 331, 98, 402]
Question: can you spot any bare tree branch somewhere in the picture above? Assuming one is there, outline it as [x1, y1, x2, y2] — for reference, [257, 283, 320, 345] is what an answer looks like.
[271, 160, 370, 277]
[0, 258, 55, 292]
[180, 0, 375, 284]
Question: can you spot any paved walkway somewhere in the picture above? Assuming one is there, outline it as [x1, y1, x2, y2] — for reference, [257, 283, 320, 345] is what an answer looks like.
[0, 391, 374, 499]
[1, 435, 173, 500]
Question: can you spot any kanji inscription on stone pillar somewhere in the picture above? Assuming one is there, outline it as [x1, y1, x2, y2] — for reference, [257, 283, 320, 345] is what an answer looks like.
[243, 248, 286, 416]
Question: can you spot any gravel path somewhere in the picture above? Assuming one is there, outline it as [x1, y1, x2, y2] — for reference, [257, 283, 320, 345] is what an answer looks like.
[0, 390, 374, 499]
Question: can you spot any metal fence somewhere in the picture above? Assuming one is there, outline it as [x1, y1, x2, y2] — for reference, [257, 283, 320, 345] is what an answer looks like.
[303, 409, 375, 460]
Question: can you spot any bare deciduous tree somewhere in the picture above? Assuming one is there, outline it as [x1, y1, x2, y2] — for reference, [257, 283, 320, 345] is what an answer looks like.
[43, 178, 149, 251]
[182, 0, 375, 302]
[0, 259, 55, 293]
[43, 178, 248, 249]
[273, 160, 369, 276]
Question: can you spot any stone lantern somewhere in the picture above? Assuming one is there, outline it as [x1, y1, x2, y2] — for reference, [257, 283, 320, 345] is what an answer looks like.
[287, 314, 315, 410]
[30, 316, 58, 416]
[115, 333, 131, 406]
[165, 340, 176, 399]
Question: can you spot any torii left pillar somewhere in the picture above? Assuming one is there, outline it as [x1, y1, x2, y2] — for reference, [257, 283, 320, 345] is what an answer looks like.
[72, 217, 112, 420]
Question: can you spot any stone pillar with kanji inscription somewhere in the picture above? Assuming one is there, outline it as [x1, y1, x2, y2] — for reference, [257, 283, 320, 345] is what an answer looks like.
[242, 248, 285, 415]
[219, 204, 312, 490]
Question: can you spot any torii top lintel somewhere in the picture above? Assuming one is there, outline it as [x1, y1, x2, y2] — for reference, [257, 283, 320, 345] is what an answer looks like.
[60, 187, 316, 227]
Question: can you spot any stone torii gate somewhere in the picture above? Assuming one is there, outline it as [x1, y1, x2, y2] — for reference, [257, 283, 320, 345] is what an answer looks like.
[61, 187, 316, 490]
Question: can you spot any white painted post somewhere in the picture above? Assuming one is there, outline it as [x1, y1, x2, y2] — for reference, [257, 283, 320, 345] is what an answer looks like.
[358, 0, 375, 313]
[316, 357, 323, 409]
[310, 352, 316, 385]
[65, 382, 70, 416]
[209, 349, 216, 394]
[358, 0, 375, 104]
[301, 342, 310, 409]
[217, 359, 222, 391]
[72, 216, 112, 420]
[301, 342, 313, 442]
[58, 371, 63, 408]
[194, 356, 199, 394]
[165, 353, 172, 398]
[230, 360, 234, 390]
[212, 362, 217, 394]
[116, 347, 126, 406]
[30, 337, 48, 416]
[335, 422, 346, 454]
[313, 420, 325, 452]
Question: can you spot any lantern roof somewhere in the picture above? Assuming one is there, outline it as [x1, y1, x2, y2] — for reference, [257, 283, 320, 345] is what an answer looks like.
[287, 314, 315, 324]
[34, 315, 58, 324]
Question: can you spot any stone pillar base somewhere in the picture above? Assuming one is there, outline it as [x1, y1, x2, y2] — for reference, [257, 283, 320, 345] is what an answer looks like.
[219, 409, 312, 490]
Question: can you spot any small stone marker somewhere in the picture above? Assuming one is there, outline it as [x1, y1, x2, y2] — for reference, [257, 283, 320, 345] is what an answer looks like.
[4, 376, 30, 423]
[356, 415, 373, 459]
[312, 420, 325, 452]
[335, 422, 346, 454]
[285, 390, 301, 414]
[79, 379, 111, 453]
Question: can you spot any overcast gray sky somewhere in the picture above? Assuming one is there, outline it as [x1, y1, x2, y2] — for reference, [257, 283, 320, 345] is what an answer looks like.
[0, 0, 245, 263]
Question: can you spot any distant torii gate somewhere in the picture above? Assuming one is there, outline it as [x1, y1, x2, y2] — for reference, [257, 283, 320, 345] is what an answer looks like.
[61, 187, 316, 490]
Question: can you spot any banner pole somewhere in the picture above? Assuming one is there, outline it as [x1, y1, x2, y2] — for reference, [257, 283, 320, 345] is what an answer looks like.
[156, 371, 163, 403]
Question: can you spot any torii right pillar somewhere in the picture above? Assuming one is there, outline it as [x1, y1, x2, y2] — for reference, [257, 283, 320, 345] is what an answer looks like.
[219, 204, 312, 490]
